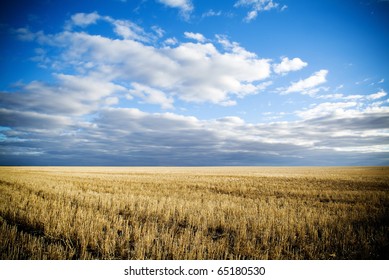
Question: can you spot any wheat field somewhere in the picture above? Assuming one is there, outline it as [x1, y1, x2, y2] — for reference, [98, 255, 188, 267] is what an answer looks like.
[0, 166, 388, 260]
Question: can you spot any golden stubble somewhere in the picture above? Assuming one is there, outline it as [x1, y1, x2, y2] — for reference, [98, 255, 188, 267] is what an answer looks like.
[0, 166, 388, 259]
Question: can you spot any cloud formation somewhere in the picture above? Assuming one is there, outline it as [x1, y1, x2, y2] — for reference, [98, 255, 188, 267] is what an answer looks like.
[69, 12, 101, 28]
[234, 0, 286, 22]
[2, 101, 388, 165]
[17, 15, 273, 107]
[184, 32, 206, 42]
[1, 12, 388, 166]
[273, 57, 308, 74]
[282, 69, 328, 95]
[157, 0, 193, 19]
[128, 83, 174, 109]
[202, 9, 223, 18]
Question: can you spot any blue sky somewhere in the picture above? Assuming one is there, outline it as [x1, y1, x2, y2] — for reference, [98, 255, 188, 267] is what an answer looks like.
[0, 0, 388, 166]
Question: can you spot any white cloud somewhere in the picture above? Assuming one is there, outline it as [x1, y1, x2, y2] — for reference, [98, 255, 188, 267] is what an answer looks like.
[157, 0, 193, 10]
[220, 100, 238, 107]
[318, 89, 387, 102]
[0, 74, 127, 116]
[283, 69, 328, 95]
[4, 103, 387, 165]
[184, 32, 206, 42]
[367, 89, 387, 100]
[296, 102, 358, 120]
[104, 96, 119, 106]
[201, 9, 222, 18]
[163, 40, 271, 102]
[42, 24, 271, 105]
[157, 0, 193, 19]
[20, 21, 273, 109]
[295, 96, 389, 135]
[14, 27, 36, 41]
[5, 12, 389, 166]
[128, 83, 174, 109]
[216, 116, 245, 126]
[234, 0, 285, 22]
[152, 26, 165, 38]
[164, 37, 178, 45]
[67, 12, 101, 29]
[246, 10, 258, 21]
[107, 18, 156, 42]
[317, 93, 344, 100]
[335, 84, 344, 91]
[216, 34, 257, 58]
[0, 108, 72, 130]
[55, 74, 126, 99]
[273, 57, 308, 74]
[66, 13, 159, 43]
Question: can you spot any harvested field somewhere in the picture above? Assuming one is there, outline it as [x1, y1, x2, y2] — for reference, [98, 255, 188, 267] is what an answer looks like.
[0, 166, 388, 260]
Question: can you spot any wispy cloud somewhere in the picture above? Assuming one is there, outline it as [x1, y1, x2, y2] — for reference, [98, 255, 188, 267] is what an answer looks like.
[110, 18, 156, 42]
[64, 12, 158, 43]
[234, 0, 286, 22]
[317, 89, 387, 102]
[157, 0, 193, 20]
[201, 9, 223, 18]
[368, 89, 387, 100]
[281, 70, 328, 95]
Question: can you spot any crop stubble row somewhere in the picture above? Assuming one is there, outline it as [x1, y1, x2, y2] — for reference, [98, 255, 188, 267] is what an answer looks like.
[0, 166, 388, 259]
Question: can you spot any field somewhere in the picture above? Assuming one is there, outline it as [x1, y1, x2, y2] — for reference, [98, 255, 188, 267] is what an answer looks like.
[0, 166, 388, 260]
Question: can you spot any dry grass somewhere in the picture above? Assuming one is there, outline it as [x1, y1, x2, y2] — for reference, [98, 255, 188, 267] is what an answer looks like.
[0, 166, 388, 260]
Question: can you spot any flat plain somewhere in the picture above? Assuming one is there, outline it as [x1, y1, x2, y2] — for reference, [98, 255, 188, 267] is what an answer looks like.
[0, 166, 388, 260]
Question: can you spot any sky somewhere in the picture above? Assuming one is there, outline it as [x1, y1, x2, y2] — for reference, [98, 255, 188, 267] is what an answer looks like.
[0, 0, 388, 166]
